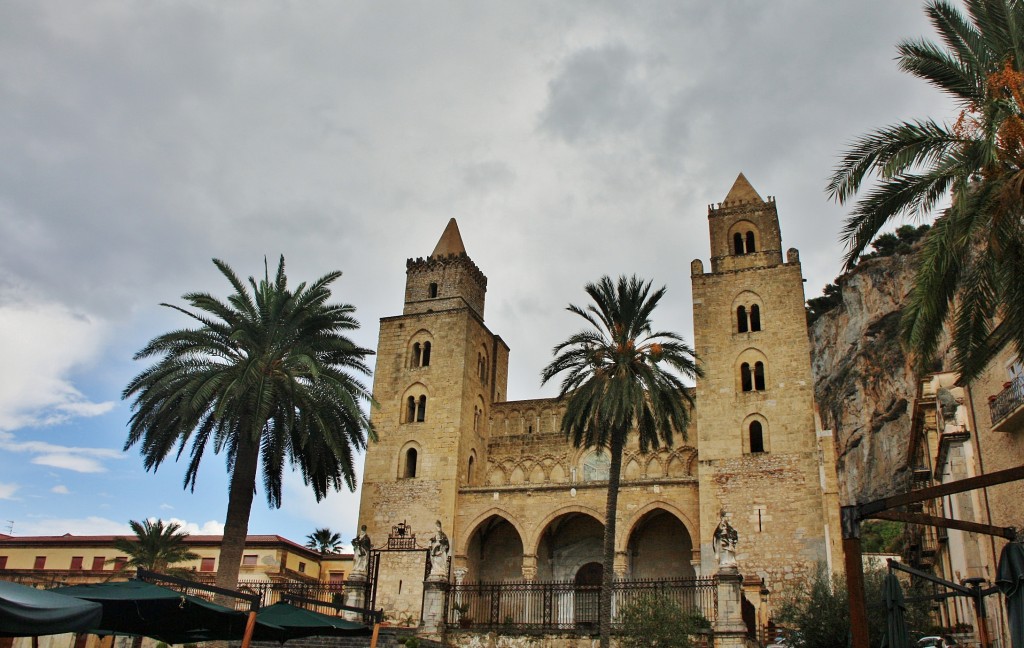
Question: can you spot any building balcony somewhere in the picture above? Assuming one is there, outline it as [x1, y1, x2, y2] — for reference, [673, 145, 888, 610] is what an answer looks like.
[990, 376, 1024, 432]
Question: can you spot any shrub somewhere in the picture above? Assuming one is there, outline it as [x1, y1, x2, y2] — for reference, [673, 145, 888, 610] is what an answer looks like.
[616, 594, 707, 648]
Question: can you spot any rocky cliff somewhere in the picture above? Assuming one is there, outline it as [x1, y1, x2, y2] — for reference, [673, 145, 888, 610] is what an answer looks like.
[809, 252, 941, 505]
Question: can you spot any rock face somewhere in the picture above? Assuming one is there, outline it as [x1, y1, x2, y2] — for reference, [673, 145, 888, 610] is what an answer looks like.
[809, 252, 940, 505]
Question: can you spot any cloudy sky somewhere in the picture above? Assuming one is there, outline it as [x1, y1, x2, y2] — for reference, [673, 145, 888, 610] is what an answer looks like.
[0, 1, 956, 547]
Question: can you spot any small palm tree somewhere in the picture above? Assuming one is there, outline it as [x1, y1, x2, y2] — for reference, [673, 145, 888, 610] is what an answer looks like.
[305, 528, 343, 556]
[123, 256, 375, 592]
[541, 275, 700, 648]
[112, 519, 200, 575]
[827, 0, 1024, 380]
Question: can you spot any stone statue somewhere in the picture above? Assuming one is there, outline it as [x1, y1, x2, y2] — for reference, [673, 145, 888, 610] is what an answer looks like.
[937, 386, 970, 433]
[428, 520, 450, 581]
[712, 513, 739, 569]
[937, 387, 958, 430]
[351, 525, 371, 575]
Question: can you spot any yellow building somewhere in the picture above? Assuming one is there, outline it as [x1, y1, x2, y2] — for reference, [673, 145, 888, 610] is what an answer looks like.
[355, 175, 844, 627]
[0, 533, 352, 589]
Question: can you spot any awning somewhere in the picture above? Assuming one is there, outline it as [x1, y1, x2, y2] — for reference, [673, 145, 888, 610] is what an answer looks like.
[53, 580, 282, 643]
[0, 580, 104, 637]
[254, 602, 370, 642]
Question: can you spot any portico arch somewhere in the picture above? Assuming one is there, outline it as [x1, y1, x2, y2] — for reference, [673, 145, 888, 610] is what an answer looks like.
[533, 509, 604, 581]
[462, 511, 526, 583]
[623, 503, 698, 579]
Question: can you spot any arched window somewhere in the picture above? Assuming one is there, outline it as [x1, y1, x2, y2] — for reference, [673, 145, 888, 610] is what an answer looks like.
[411, 342, 422, 368]
[754, 362, 766, 391]
[422, 341, 431, 367]
[429, 282, 438, 298]
[467, 456, 475, 485]
[750, 304, 761, 332]
[737, 306, 748, 333]
[406, 396, 416, 423]
[417, 396, 427, 422]
[404, 448, 418, 478]
[741, 363, 753, 392]
[749, 421, 765, 453]
[745, 231, 756, 253]
[733, 232, 744, 255]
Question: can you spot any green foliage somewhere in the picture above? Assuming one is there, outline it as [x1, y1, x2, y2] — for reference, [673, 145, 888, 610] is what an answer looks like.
[399, 637, 420, 648]
[777, 565, 936, 648]
[615, 594, 706, 648]
[305, 527, 343, 556]
[806, 282, 843, 325]
[540, 275, 701, 648]
[860, 520, 905, 553]
[123, 256, 375, 589]
[111, 518, 200, 575]
[826, 0, 1024, 382]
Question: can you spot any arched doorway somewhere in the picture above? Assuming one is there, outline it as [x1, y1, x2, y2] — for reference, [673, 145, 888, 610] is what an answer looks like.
[465, 515, 524, 582]
[626, 509, 695, 579]
[574, 562, 602, 625]
[535, 512, 603, 581]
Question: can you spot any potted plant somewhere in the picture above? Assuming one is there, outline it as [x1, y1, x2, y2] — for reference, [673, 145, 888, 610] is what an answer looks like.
[452, 601, 472, 628]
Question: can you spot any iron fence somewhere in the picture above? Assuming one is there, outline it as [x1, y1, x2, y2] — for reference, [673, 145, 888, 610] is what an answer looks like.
[168, 577, 347, 611]
[447, 577, 716, 633]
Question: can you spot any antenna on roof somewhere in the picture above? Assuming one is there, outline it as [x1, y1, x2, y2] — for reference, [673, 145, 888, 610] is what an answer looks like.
[5, 520, 13, 535]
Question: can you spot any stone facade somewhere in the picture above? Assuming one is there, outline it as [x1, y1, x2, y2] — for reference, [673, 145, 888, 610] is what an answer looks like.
[356, 176, 844, 626]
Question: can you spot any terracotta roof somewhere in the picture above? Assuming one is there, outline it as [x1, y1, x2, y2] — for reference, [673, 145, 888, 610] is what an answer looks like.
[0, 533, 317, 557]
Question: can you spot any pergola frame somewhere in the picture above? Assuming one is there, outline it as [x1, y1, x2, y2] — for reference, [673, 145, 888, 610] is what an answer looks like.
[842, 464, 1024, 648]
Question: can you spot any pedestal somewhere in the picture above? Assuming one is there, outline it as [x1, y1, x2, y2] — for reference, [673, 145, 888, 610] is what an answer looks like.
[343, 574, 368, 623]
[420, 579, 448, 635]
[714, 568, 749, 648]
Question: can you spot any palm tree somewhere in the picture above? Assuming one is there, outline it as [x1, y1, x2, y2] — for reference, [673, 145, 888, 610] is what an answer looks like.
[540, 275, 700, 648]
[111, 519, 200, 576]
[305, 527, 343, 556]
[827, 0, 1024, 381]
[123, 256, 375, 593]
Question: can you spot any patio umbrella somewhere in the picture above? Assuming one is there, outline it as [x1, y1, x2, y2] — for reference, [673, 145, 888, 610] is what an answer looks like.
[997, 542, 1024, 648]
[254, 602, 370, 642]
[880, 573, 909, 648]
[0, 580, 103, 637]
[53, 580, 280, 643]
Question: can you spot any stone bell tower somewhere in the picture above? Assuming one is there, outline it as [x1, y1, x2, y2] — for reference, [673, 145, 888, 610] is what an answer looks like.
[691, 174, 841, 586]
[356, 218, 509, 617]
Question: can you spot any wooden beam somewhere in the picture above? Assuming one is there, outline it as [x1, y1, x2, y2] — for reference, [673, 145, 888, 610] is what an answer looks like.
[869, 510, 1017, 539]
[858, 465, 1024, 518]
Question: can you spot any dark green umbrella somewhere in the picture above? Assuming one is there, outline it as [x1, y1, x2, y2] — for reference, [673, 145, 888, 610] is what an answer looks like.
[0, 580, 103, 637]
[880, 573, 909, 648]
[997, 542, 1024, 648]
[254, 602, 370, 642]
[53, 580, 281, 643]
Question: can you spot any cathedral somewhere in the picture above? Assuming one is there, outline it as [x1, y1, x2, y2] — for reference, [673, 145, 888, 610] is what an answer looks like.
[355, 174, 844, 619]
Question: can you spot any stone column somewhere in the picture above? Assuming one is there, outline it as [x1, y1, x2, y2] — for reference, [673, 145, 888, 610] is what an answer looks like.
[420, 579, 449, 635]
[521, 554, 537, 581]
[714, 567, 748, 648]
[343, 574, 368, 623]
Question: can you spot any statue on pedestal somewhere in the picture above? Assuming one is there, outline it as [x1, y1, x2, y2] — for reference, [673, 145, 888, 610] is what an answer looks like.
[713, 513, 739, 570]
[351, 525, 372, 576]
[428, 520, 450, 581]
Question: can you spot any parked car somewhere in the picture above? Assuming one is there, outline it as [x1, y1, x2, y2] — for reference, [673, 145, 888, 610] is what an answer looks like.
[916, 636, 959, 648]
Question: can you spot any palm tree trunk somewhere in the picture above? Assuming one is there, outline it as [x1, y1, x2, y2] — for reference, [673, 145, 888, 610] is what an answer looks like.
[600, 433, 624, 648]
[214, 432, 261, 596]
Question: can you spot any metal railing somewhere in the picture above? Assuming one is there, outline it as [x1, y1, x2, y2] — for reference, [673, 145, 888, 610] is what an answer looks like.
[447, 577, 716, 633]
[990, 376, 1024, 427]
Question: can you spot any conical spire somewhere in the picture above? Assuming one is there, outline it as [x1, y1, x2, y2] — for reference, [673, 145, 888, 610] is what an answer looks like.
[723, 173, 764, 204]
[431, 218, 467, 257]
